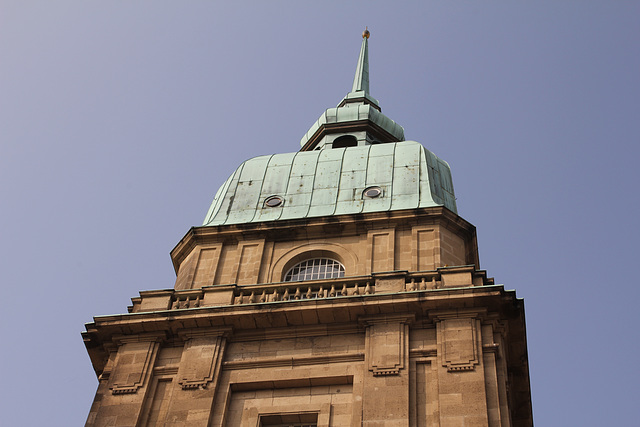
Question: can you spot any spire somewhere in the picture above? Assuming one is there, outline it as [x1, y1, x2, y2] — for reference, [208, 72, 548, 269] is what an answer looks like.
[341, 28, 379, 109]
[351, 28, 370, 95]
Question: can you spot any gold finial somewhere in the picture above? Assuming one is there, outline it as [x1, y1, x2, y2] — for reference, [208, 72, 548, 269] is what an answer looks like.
[362, 27, 370, 39]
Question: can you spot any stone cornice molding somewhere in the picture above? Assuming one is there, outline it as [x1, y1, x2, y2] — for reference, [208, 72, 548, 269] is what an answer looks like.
[177, 326, 233, 340]
[359, 312, 415, 327]
[112, 331, 166, 346]
[87, 286, 511, 336]
[229, 324, 362, 342]
[428, 307, 489, 322]
[223, 352, 365, 371]
[84, 285, 526, 376]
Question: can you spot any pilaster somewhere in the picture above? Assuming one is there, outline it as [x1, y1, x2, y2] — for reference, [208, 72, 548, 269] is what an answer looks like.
[86, 333, 165, 427]
[432, 310, 490, 427]
[361, 314, 414, 426]
[162, 328, 231, 426]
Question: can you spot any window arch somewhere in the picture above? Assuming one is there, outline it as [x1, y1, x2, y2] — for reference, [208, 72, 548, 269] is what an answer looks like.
[283, 258, 345, 282]
[332, 135, 357, 148]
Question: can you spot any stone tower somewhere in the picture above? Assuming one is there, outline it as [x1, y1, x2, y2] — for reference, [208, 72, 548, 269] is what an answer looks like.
[83, 31, 533, 426]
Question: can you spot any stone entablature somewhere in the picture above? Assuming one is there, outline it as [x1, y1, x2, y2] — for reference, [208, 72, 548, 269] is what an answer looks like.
[83, 284, 531, 426]
[83, 206, 532, 426]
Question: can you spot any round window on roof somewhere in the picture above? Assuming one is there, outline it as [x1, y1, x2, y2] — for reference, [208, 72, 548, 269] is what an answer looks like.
[363, 186, 383, 198]
[284, 258, 345, 282]
[264, 195, 284, 208]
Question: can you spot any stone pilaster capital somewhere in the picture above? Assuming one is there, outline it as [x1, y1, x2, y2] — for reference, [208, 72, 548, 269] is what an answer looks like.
[111, 331, 167, 346]
[359, 313, 415, 327]
[177, 326, 233, 341]
[428, 308, 488, 323]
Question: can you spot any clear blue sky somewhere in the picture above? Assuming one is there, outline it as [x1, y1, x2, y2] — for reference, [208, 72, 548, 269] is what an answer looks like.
[1, 2, 638, 425]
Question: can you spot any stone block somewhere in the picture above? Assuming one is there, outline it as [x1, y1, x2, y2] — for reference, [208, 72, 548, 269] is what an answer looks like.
[440, 270, 472, 288]
[139, 290, 173, 312]
[374, 275, 406, 293]
[201, 285, 235, 307]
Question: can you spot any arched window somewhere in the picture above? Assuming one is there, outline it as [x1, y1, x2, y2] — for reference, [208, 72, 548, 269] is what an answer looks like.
[283, 258, 345, 282]
[332, 135, 358, 148]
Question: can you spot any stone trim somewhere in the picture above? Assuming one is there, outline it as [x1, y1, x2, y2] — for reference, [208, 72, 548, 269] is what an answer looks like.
[232, 239, 265, 285]
[433, 316, 482, 372]
[366, 228, 395, 274]
[108, 334, 164, 395]
[362, 314, 414, 376]
[244, 403, 331, 427]
[176, 328, 230, 390]
[268, 242, 359, 283]
[170, 207, 477, 272]
[223, 352, 365, 370]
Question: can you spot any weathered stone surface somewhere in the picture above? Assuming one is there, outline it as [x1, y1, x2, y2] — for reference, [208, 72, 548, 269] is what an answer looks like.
[84, 205, 531, 427]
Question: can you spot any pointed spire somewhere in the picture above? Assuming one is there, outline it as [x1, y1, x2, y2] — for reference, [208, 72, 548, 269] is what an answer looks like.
[351, 27, 370, 95]
[339, 28, 379, 110]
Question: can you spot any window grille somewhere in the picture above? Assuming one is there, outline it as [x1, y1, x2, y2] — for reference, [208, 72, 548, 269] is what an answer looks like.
[284, 258, 345, 282]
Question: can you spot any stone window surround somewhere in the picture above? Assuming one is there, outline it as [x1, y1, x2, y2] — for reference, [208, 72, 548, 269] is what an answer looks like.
[269, 243, 358, 284]
[243, 403, 330, 427]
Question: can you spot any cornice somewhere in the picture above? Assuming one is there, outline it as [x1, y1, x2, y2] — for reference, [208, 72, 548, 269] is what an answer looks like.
[84, 285, 518, 341]
[170, 207, 477, 271]
[337, 96, 381, 111]
[300, 118, 399, 152]
[223, 352, 364, 371]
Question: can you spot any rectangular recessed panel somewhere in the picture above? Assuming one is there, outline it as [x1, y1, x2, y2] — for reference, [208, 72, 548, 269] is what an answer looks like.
[371, 232, 393, 273]
[416, 229, 435, 271]
[193, 247, 221, 287]
[236, 243, 262, 285]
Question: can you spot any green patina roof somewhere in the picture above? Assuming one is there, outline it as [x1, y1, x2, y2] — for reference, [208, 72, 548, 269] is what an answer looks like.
[299, 34, 402, 149]
[203, 141, 456, 226]
[300, 103, 404, 148]
[202, 31, 457, 227]
[352, 34, 370, 95]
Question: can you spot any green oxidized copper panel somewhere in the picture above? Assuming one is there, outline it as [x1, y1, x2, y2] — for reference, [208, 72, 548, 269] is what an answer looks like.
[335, 145, 370, 215]
[352, 36, 369, 94]
[202, 142, 456, 226]
[253, 152, 297, 223]
[422, 149, 446, 208]
[419, 148, 442, 208]
[206, 166, 243, 225]
[369, 108, 404, 141]
[300, 105, 404, 148]
[365, 143, 395, 185]
[225, 155, 272, 224]
[308, 148, 343, 218]
[390, 141, 422, 211]
[204, 172, 233, 225]
[334, 105, 361, 123]
[362, 143, 394, 213]
[260, 153, 297, 194]
[279, 151, 319, 220]
[437, 158, 456, 211]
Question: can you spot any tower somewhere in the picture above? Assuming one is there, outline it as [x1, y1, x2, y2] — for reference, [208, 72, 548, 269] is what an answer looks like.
[83, 31, 533, 426]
